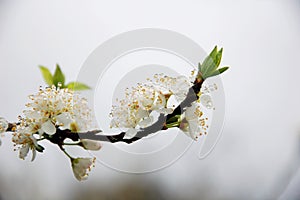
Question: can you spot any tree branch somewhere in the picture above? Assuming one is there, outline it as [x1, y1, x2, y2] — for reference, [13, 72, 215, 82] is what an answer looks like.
[6, 78, 204, 145]
[65, 77, 204, 144]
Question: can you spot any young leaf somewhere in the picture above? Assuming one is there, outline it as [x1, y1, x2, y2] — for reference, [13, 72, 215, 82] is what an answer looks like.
[206, 48, 223, 74]
[39, 66, 53, 86]
[201, 46, 218, 75]
[203, 71, 216, 79]
[215, 48, 223, 68]
[204, 66, 229, 79]
[198, 63, 202, 72]
[218, 66, 229, 74]
[53, 64, 65, 87]
[66, 82, 91, 91]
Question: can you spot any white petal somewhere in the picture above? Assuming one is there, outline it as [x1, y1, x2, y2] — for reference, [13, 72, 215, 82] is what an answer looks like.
[136, 109, 149, 119]
[200, 94, 213, 109]
[23, 110, 42, 120]
[166, 95, 180, 110]
[38, 129, 44, 136]
[31, 149, 37, 162]
[158, 108, 173, 114]
[152, 91, 166, 110]
[41, 120, 56, 135]
[19, 145, 29, 160]
[124, 128, 138, 139]
[188, 119, 200, 140]
[170, 75, 191, 101]
[30, 135, 38, 147]
[56, 112, 72, 129]
[185, 103, 198, 121]
[138, 116, 153, 128]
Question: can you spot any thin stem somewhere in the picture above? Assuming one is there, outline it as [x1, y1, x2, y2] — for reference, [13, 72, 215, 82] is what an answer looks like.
[58, 145, 73, 159]
[37, 137, 46, 141]
[63, 142, 81, 146]
[166, 122, 180, 129]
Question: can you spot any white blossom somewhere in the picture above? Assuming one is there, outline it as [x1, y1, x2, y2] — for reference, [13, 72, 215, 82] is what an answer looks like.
[199, 83, 218, 109]
[200, 94, 213, 109]
[150, 74, 192, 103]
[12, 124, 39, 161]
[123, 128, 138, 140]
[110, 74, 193, 139]
[71, 157, 96, 181]
[11, 86, 94, 161]
[23, 85, 92, 135]
[180, 102, 208, 140]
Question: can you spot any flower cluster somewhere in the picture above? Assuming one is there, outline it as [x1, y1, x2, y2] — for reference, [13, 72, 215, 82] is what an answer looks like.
[9, 85, 100, 180]
[12, 119, 41, 161]
[110, 73, 218, 140]
[110, 74, 192, 139]
[22, 85, 92, 135]
[178, 82, 217, 140]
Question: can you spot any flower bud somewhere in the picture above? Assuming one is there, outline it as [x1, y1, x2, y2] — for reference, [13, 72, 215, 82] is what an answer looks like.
[81, 139, 102, 151]
[200, 94, 213, 109]
[71, 157, 96, 181]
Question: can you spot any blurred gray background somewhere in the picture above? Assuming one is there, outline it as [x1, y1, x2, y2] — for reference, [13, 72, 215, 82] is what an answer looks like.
[1, 0, 300, 199]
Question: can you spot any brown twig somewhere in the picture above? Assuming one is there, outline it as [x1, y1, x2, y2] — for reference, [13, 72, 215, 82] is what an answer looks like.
[65, 77, 204, 144]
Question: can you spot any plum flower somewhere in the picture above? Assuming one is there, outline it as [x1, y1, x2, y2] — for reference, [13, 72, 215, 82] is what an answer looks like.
[149, 74, 192, 106]
[179, 102, 208, 140]
[12, 123, 43, 161]
[110, 74, 193, 139]
[110, 84, 165, 139]
[199, 83, 218, 109]
[23, 85, 92, 136]
[71, 157, 96, 181]
[179, 82, 217, 139]
[11, 85, 93, 161]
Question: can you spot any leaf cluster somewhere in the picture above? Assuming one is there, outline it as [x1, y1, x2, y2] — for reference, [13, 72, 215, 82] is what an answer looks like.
[39, 64, 90, 91]
[198, 46, 229, 79]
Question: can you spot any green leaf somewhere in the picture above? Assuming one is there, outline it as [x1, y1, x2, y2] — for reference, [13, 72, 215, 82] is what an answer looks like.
[203, 70, 218, 79]
[53, 64, 65, 87]
[201, 46, 218, 75]
[66, 82, 91, 91]
[218, 66, 229, 74]
[215, 48, 223, 68]
[198, 62, 202, 71]
[204, 66, 229, 79]
[39, 66, 53, 86]
[166, 115, 181, 124]
[205, 48, 223, 74]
